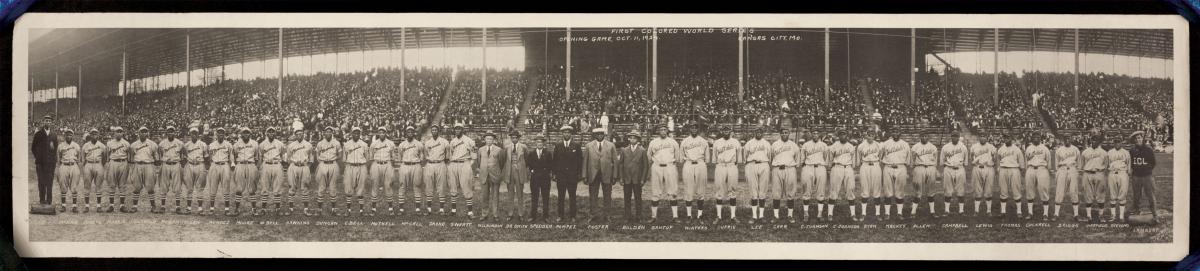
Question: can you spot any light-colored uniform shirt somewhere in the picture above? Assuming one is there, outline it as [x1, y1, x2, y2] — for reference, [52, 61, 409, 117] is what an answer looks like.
[997, 145, 1025, 168]
[185, 140, 207, 163]
[1107, 148, 1131, 172]
[131, 139, 159, 163]
[1082, 147, 1107, 172]
[1024, 144, 1051, 167]
[742, 138, 771, 163]
[260, 139, 285, 163]
[939, 142, 968, 167]
[396, 139, 425, 163]
[648, 137, 681, 165]
[233, 140, 258, 163]
[1054, 145, 1081, 169]
[287, 140, 312, 164]
[370, 139, 395, 162]
[881, 139, 911, 166]
[159, 138, 184, 163]
[857, 141, 881, 164]
[106, 139, 130, 161]
[448, 136, 476, 162]
[209, 140, 233, 163]
[681, 136, 708, 163]
[316, 139, 341, 162]
[424, 137, 449, 162]
[712, 138, 741, 164]
[830, 142, 856, 166]
[970, 143, 996, 167]
[802, 140, 830, 166]
[58, 141, 81, 164]
[82, 141, 105, 163]
[343, 139, 369, 164]
[770, 139, 800, 167]
[912, 142, 938, 166]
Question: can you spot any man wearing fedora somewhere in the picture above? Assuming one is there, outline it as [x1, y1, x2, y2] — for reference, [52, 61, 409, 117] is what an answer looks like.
[553, 125, 583, 223]
[583, 127, 618, 223]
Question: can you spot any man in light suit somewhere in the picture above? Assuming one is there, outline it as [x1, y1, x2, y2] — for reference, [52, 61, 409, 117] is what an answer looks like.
[583, 127, 618, 223]
[618, 130, 650, 223]
[503, 130, 530, 221]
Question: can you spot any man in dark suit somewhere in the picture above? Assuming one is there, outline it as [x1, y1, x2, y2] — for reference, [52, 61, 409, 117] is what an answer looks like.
[618, 130, 650, 223]
[526, 134, 554, 223]
[553, 125, 583, 223]
[31, 115, 57, 206]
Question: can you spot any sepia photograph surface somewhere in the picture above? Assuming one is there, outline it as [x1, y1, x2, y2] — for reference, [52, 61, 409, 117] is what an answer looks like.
[11, 13, 1189, 260]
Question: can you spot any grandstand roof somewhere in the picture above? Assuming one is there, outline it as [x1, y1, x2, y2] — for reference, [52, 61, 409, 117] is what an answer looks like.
[28, 27, 1173, 91]
[29, 28, 526, 83]
[923, 28, 1172, 60]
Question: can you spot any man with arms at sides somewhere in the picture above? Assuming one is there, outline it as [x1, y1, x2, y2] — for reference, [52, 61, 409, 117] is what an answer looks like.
[1128, 131, 1158, 224]
[856, 131, 883, 221]
[618, 130, 650, 223]
[553, 125, 584, 223]
[583, 127, 619, 223]
[504, 130, 530, 222]
[526, 134, 554, 223]
[478, 131, 506, 221]
[710, 126, 741, 224]
[646, 124, 681, 224]
[742, 126, 772, 224]
[80, 128, 106, 213]
[32, 115, 57, 209]
[55, 128, 82, 213]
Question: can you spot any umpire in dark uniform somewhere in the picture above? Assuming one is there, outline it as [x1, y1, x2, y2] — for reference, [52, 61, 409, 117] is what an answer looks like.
[553, 125, 583, 223]
[32, 115, 58, 205]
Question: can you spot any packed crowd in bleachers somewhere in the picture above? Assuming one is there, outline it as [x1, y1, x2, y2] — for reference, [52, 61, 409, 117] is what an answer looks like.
[32, 65, 1172, 149]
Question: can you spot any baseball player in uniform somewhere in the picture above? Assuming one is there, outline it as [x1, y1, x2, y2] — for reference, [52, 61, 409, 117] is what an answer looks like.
[880, 131, 911, 220]
[258, 127, 286, 215]
[969, 134, 997, 216]
[158, 126, 184, 214]
[828, 131, 858, 222]
[55, 128, 82, 212]
[680, 125, 710, 221]
[232, 127, 259, 215]
[205, 128, 234, 215]
[770, 127, 800, 223]
[710, 126, 740, 224]
[1081, 136, 1108, 222]
[1023, 134, 1053, 220]
[800, 130, 830, 222]
[395, 126, 425, 215]
[647, 124, 681, 223]
[104, 127, 130, 213]
[939, 134, 969, 216]
[910, 132, 939, 218]
[742, 127, 771, 224]
[424, 125, 450, 215]
[286, 129, 314, 216]
[367, 126, 395, 216]
[446, 123, 477, 218]
[1053, 134, 1082, 220]
[314, 127, 342, 215]
[127, 127, 159, 213]
[1106, 137, 1132, 223]
[342, 127, 370, 216]
[996, 134, 1026, 218]
[857, 132, 883, 221]
[182, 128, 208, 214]
[80, 129, 106, 213]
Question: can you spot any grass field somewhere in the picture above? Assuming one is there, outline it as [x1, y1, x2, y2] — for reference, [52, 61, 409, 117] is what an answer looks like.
[26, 154, 1175, 243]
